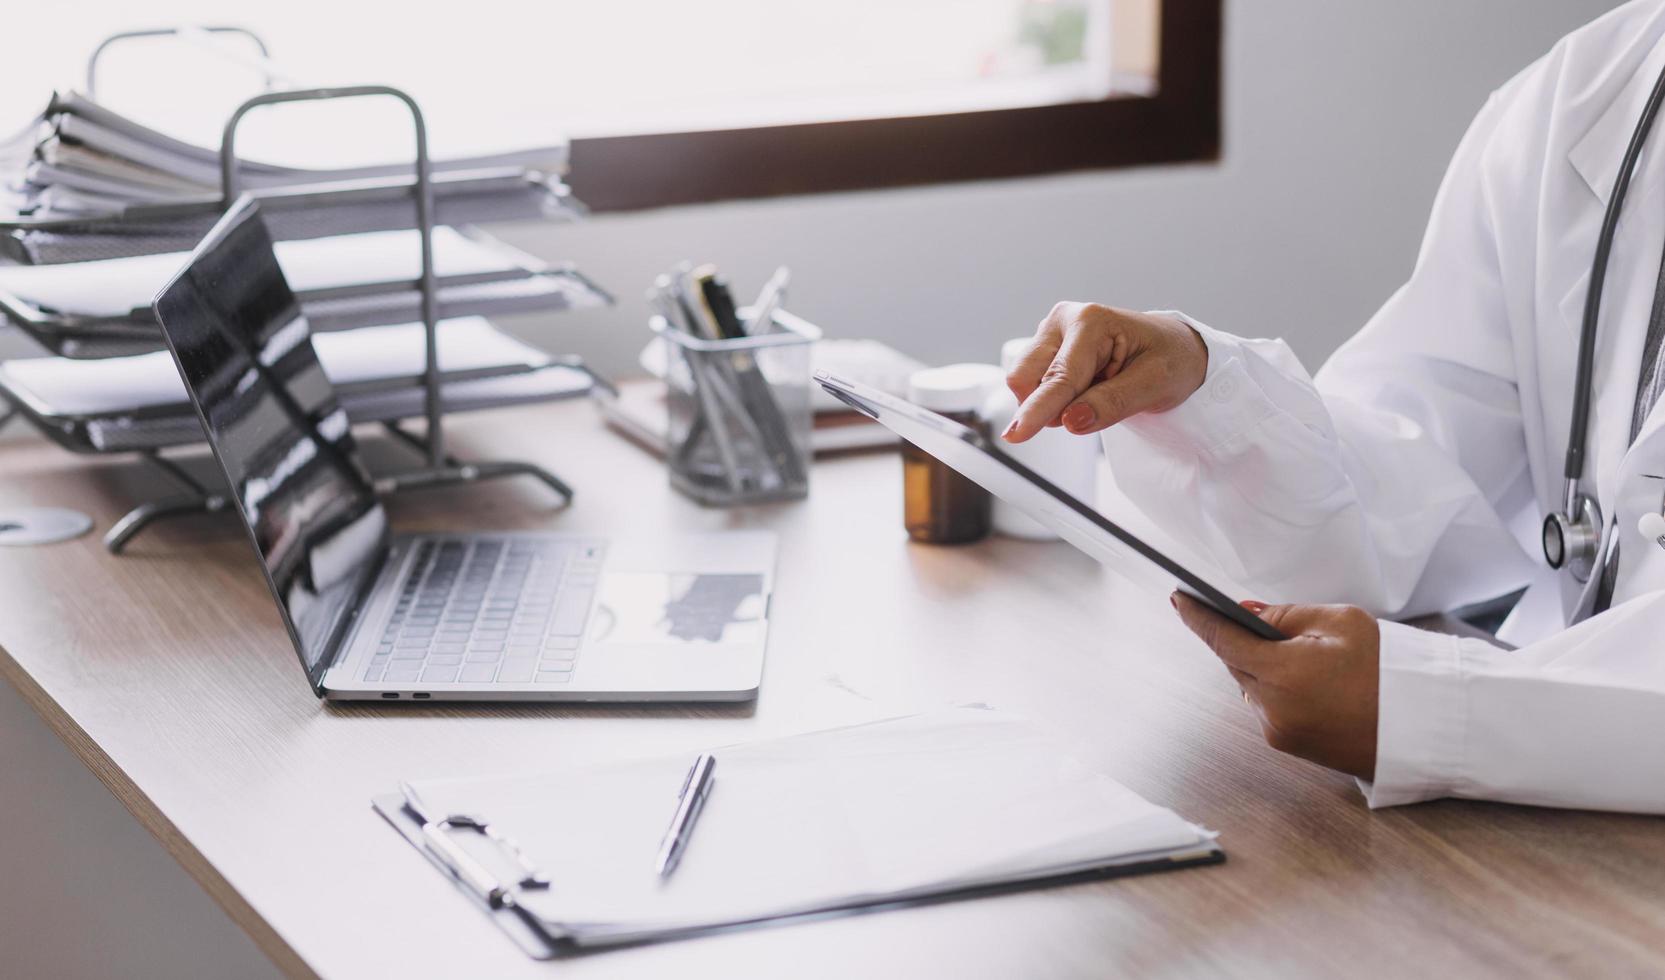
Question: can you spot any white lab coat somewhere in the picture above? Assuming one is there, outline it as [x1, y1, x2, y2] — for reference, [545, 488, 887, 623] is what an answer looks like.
[1104, 0, 1665, 812]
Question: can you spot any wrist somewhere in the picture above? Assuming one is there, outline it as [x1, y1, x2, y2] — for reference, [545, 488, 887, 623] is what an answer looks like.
[1143, 311, 1210, 399]
[1177, 318, 1209, 396]
[1116, 312, 1281, 455]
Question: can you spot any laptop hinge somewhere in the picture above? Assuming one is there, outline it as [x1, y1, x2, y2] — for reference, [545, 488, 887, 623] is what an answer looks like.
[316, 539, 399, 689]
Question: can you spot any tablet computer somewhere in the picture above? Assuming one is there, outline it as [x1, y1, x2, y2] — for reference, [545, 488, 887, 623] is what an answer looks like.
[816, 371, 1287, 641]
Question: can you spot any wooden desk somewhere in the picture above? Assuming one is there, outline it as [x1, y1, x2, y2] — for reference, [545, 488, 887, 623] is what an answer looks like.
[2, 402, 1662, 979]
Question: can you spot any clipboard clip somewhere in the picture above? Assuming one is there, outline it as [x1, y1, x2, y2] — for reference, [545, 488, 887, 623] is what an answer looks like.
[399, 782, 550, 910]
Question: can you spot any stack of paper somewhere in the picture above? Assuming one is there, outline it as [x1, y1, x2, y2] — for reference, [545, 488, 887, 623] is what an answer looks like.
[0, 226, 609, 358]
[0, 93, 581, 264]
[6, 92, 567, 215]
[374, 707, 1221, 954]
[1, 169, 584, 266]
[601, 336, 923, 455]
[0, 317, 595, 454]
[639, 335, 924, 415]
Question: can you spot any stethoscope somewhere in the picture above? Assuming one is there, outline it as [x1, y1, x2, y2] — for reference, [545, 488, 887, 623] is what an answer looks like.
[1542, 60, 1665, 615]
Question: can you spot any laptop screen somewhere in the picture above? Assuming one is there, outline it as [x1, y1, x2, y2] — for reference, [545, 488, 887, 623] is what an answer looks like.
[154, 199, 389, 691]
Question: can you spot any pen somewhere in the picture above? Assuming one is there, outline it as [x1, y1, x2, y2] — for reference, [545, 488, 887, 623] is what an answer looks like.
[701, 360, 784, 491]
[655, 752, 717, 878]
[698, 273, 805, 486]
[648, 277, 691, 335]
[744, 266, 790, 336]
[653, 278, 769, 492]
[682, 357, 749, 493]
[697, 273, 745, 340]
[675, 263, 720, 339]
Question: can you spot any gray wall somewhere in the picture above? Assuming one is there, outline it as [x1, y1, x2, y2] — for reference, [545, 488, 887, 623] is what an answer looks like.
[0, 2, 1619, 976]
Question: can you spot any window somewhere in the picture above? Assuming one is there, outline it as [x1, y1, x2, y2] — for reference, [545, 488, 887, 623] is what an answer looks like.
[4, 0, 1219, 211]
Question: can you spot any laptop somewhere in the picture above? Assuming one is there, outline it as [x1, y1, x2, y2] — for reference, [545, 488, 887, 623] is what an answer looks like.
[152, 197, 775, 701]
[814, 371, 1286, 641]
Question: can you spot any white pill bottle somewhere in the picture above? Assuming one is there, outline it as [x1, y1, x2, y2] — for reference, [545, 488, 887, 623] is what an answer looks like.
[980, 337, 1102, 540]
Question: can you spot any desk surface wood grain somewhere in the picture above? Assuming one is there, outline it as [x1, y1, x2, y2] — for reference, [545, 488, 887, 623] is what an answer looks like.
[1, 402, 1662, 980]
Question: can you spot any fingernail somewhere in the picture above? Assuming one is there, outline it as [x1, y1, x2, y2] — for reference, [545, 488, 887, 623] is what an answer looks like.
[1002, 419, 1018, 438]
[1062, 404, 1096, 431]
[1240, 600, 1268, 614]
[1169, 593, 1179, 611]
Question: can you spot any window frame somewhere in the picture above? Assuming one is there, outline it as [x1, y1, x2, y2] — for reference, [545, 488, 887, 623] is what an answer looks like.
[566, 0, 1221, 212]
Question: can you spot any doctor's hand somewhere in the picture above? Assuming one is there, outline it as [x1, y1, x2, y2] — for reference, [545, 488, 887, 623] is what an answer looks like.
[1002, 303, 1207, 443]
[1171, 594, 1380, 782]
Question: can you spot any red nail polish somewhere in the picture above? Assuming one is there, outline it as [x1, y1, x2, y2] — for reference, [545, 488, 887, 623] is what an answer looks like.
[1062, 404, 1095, 431]
[1240, 600, 1268, 614]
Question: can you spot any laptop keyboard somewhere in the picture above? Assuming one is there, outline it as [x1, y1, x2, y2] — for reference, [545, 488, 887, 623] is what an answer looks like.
[362, 539, 603, 686]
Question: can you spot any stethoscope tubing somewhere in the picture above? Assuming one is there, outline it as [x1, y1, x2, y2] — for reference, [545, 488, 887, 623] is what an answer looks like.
[1568, 60, 1665, 486]
[1548, 60, 1665, 619]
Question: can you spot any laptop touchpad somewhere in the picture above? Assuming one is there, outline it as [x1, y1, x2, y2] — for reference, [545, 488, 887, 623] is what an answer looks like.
[588, 573, 768, 648]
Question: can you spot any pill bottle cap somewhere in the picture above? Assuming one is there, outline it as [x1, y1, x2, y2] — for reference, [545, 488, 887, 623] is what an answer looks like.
[907, 363, 1003, 413]
[1000, 337, 1036, 374]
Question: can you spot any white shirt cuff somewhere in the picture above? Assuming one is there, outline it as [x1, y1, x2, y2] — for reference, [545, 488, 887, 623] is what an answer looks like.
[1123, 311, 1283, 454]
[1355, 620, 1468, 808]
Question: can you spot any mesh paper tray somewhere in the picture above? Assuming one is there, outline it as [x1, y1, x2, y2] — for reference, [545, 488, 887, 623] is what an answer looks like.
[3, 361, 597, 455]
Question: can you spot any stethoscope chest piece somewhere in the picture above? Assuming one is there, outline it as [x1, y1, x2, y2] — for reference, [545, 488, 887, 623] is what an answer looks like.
[1640, 474, 1665, 549]
[1639, 511, 1665, 549]
[1543, 494, 1604, 582]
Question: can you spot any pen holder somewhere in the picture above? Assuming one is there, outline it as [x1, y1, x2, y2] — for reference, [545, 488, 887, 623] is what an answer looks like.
[651, 309, 819, 506]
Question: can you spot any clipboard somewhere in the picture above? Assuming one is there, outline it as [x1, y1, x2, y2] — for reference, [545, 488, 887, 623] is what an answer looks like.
[371, 709, 1226, 958]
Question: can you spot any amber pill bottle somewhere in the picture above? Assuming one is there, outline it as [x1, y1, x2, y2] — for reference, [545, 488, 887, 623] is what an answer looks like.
[902, 364, 1001, 545]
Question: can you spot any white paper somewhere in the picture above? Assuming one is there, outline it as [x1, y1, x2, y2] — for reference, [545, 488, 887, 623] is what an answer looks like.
[44, 92, 568, 193]
[638, 336, 924, 415]
[0, 317, 546, 417]
[0, 226, 530, 320]
[404, 708, 1215, 942]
